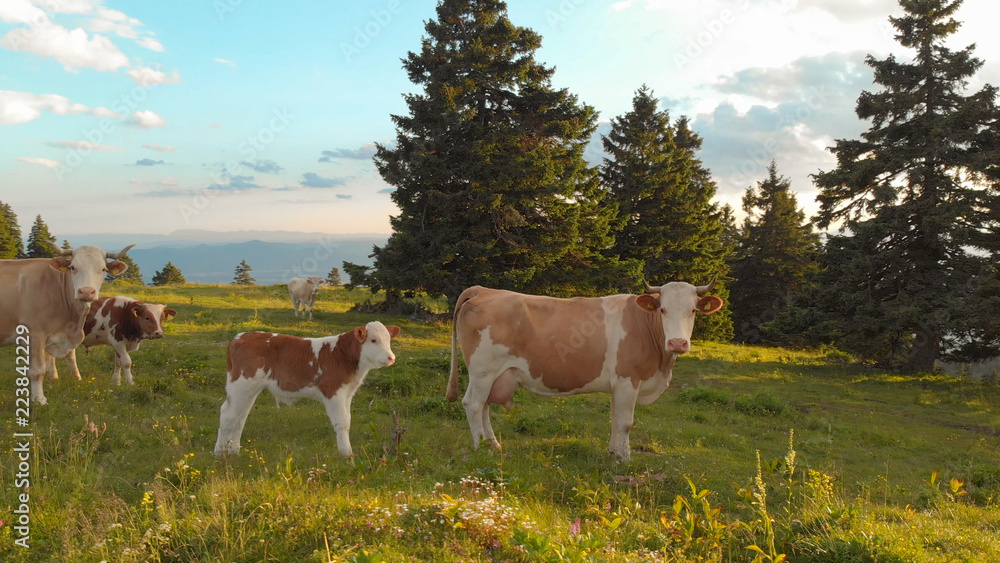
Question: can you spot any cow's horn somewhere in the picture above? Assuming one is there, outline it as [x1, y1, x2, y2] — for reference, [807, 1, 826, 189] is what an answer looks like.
[695, 279, 717, 295]
[46, 240, 73, 256]
[643, 281, 659, 294]
[106, 244, 135, 259]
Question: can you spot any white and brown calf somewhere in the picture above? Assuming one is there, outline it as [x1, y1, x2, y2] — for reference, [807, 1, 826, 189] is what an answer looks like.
[214, 321, 401, 457]
[53, 296, 176, 385]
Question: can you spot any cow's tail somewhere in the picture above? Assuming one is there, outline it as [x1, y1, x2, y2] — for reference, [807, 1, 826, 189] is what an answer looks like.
[446, 287, 476, 402]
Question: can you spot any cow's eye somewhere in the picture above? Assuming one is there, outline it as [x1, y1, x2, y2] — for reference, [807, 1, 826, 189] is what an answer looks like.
[370, 338, 376, 343]
[691, 309, 698, 314]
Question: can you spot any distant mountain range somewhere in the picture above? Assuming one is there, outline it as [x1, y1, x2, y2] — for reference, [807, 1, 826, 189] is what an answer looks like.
[62, 230, 389, 285]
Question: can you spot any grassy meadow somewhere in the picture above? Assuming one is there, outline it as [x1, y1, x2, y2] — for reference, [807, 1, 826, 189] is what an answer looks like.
[1, 284, 999, 562]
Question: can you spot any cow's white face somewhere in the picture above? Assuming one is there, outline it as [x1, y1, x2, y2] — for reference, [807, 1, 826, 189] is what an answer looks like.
[354, 321, 401, 369]
[307, 277, 325, 296]
[50, 245, 128, 303]
[636, 282, 723, 354]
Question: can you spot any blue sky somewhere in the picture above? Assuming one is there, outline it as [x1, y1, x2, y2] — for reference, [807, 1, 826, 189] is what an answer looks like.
[2, 0, 997, 237]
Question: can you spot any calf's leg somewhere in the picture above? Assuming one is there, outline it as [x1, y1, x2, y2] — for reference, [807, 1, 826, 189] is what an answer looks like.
[323, 394, 354, 457]
[214, 378, 262, 456]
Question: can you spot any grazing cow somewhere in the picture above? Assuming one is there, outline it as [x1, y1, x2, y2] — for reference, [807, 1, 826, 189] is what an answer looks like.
[0, 243, 133, 405]
[54, 297, 177, 385]
[446, 282, 724, 461]
[214, 321, 401, 457]
[288, 277, 325, 319]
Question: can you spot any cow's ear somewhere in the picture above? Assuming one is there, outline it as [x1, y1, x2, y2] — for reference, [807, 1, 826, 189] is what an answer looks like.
[385, 325, 401, 339]
[354, 326, 367, 342]
[50, 257, 72, 271]
[697, 295, 724, 315]
[164, 309, 177, 320]
[636, 293, 660, 312]
[106, 260, 128, 276]
[132, 306, 140, 317]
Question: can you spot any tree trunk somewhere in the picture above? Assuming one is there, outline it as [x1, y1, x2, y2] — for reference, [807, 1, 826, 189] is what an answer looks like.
[905, 327, 940, 373]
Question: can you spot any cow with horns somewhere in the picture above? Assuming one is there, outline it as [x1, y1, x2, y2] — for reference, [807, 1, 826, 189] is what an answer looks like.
[0, 243, 134, 404]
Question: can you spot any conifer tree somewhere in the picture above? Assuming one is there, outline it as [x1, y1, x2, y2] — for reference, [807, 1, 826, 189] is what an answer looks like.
[326, 266, 342, 287]
[25, 215, 57, 258]
[602, 87, 732, 340]
[813, 0, 1000, 370]
[372, 0, 637, 305]
[0, 201, 21, 259]
[232, 260, 256, 286]
[152, 262, 186, 286]
[730, 162, 819, 343]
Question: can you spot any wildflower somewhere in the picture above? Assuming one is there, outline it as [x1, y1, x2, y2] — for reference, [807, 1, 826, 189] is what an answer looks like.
[570, 518, 581, 538]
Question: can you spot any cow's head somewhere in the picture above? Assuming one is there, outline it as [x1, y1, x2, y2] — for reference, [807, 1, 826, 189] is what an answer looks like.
[636, 281, 724, 354]
[49, 243, 134, 303]
[131, 302, 176, 339]
[353, 321, 401, 368]
[307, 277, 326, 296]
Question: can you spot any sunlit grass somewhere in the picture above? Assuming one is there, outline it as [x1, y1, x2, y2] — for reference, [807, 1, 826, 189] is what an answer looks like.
[1, 285, 999, 561]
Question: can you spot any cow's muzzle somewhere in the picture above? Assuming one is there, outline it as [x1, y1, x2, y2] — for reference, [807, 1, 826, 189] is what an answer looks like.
[667, 338, 690, 354]
[77, 287, 98, 302]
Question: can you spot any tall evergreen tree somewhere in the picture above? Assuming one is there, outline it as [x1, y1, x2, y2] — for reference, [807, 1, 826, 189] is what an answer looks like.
[106, 254, 144, 285]
[0, 201, 21, 259]
[372, 0, 637, 306]
[730, 161, 820, 343]
[602, 88, 732, 340]
[326, 266, 343, 287]
[813, 0, 1000, 371]
[152, 262, 186, 286]
[232, 260, 256, 286]
[25, 215, 57, 258]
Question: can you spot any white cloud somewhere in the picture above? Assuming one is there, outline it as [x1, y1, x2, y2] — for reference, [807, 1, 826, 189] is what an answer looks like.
[0, 0, 48, 25]
[89, 6, 142, 39]
[0, 90, 115, 124]
[16, 156, 62, 169]
[127, 66, 180, 87]
[212, 57, 236, 67]
[129, 110, 166, 129]
[44, 140, 124, 152]
[1, 22, 129, 72]
[137, 37, 163, 51]
[142, 143, 175, 152]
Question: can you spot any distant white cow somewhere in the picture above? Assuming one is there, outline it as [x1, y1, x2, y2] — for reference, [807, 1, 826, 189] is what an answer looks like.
[288, 277, 325, 319]
[214, 321, 401, 457]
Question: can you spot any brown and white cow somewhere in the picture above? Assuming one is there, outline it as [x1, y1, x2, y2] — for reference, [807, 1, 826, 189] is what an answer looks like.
[53, 296, 177, 385]
[446, 282, 723, 461]
[288, 277, 325, 319]
[214, 321, 401, 457]
[0, 243, 133, 405]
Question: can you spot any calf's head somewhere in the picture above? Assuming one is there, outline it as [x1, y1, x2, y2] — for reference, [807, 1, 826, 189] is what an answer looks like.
[354, 321, 401, 368]
[636, 281, 724, 354]
[130, 302, 177, 339]
[307, 277, 326, 296]
[49, 243, 134, 303]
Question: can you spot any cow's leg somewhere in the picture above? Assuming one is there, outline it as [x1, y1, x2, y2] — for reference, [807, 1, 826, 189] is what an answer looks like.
[46, 353, 59, 380]
[64, 348, 82, 380]
[323, 394, 353, 457]
[29, 346, 49, 406]
[462, 367, 505, 450]
[214, 378, 262, 456]
[111, 341, 135, 385]
[609, 384, 640, 461]
[307, 301, 314, 320]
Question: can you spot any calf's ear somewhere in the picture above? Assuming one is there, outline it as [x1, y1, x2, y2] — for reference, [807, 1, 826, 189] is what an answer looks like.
[164, 309, 177, 320]
[697, 295, 724, 315]
[354, 326, 367, 342]
[636, 293, 660, 312]
[385, 325, 401, 338]
[107, 260, 128, 276]
[50, 257, 72, 271]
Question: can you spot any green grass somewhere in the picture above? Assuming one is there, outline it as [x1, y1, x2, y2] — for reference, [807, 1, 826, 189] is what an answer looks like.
[1, 284, 999, 561]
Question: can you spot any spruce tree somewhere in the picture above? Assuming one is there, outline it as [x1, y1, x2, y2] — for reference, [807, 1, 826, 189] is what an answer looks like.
[602, 88, 732, 340]
[372, 0, 637, 306]
[152, 262, 186, 286]
[730, 161, 819, 343]
[813, 0, 1000, 370]
[0, 201, 21, 259]
[326, 266, 342, 287]
[25, 215, 57, 258]
[232, 260, 256, 286]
